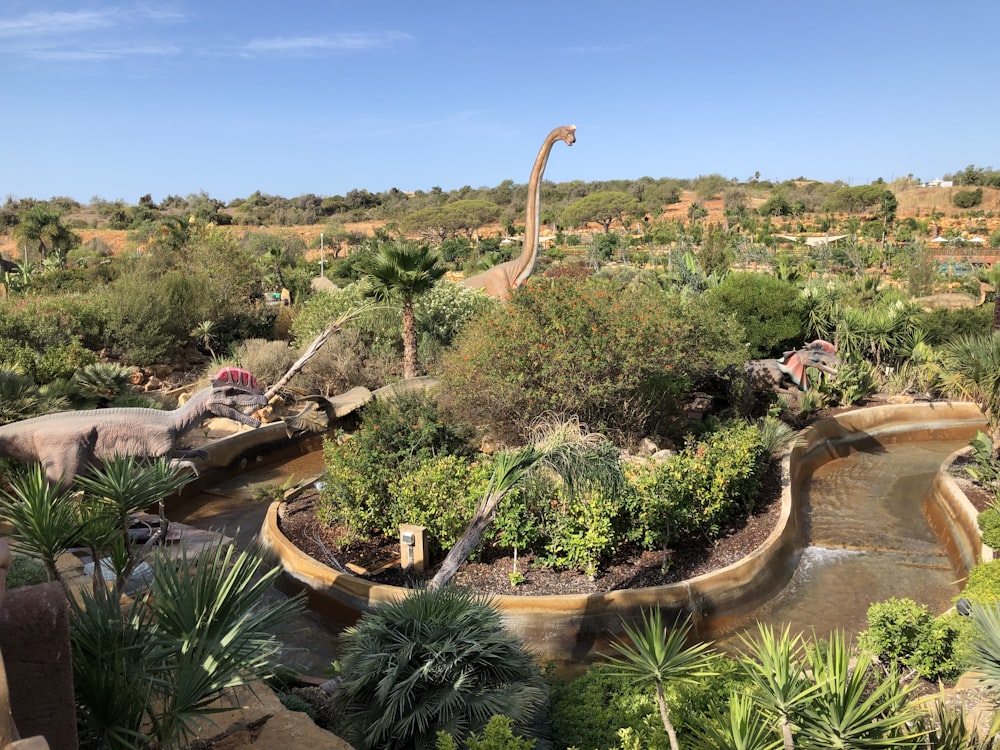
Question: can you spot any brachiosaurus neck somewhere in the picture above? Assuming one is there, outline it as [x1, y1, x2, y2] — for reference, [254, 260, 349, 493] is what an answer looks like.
[512, 125, 574, 287]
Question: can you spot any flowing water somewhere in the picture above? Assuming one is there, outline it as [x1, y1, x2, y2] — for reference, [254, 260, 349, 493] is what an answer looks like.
[713, 436, 969, 646]
[173, 435, 971, 671]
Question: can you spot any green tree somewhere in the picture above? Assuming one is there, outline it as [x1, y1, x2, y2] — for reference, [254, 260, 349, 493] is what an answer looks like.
[563, 191, 642, 233]
[12, 204, 79, 262]
[706, 272, 807, 358]
[357, 240, 445, 379]
[603, 609, 716, 750]
[332, 587, 547, 750]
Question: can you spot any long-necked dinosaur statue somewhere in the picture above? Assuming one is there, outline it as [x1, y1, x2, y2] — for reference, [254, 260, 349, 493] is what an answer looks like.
[0, 367, 267, 487]
[462, 124, 576, 299]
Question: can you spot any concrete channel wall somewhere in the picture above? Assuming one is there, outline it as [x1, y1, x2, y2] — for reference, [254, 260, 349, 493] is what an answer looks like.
[257, 401, 988, 662]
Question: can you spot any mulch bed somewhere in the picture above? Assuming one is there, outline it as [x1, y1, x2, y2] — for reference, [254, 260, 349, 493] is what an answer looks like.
[277, 460, 784, 597]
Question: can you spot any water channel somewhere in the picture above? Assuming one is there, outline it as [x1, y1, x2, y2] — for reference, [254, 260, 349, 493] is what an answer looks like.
[173, 433, 971, 672]
[714, 436, 969, 646]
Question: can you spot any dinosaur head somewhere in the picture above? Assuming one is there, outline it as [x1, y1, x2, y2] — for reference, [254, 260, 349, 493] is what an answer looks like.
[208, 368, 268, 427]
[777, 340, 840, 390]
[559, 124, 577, 147]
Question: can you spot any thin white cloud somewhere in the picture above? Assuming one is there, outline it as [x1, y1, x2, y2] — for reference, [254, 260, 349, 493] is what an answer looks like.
[0, 5, 187, 61]
[241, 31, 412, 56]
[0, 10, 116, 38]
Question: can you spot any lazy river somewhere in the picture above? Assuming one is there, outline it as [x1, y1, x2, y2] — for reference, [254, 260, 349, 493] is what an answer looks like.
[176, 402, 986, 666]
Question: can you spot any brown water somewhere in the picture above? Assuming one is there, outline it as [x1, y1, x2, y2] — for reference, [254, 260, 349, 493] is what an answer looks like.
[714, 437, 969, 646]
[172, 450, 336, 676]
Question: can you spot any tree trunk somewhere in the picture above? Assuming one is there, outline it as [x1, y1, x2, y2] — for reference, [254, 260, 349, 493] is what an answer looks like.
[428, 491, 503, 590]
[993, 285, 1000, 332]
[402, 302, 418, 380]
[263, 307, 363, 401]
[656, 682, 680, 750]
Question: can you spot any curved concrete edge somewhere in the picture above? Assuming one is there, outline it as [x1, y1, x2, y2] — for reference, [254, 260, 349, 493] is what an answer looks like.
[258, 401, 988, 662]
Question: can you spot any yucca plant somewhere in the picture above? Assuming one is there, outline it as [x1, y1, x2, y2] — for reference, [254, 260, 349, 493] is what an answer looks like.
[796, 631, 926, 749]
[74, 455, 193, 592]
[688, 692, 784, 750]
[70, 540, 301, 750]
[939, 333, 1000, 435]
[332, 586, 547, 750]
[0, 464, 82, 591]
[739, 624, 820, 750]
[603, 609, 716, 750]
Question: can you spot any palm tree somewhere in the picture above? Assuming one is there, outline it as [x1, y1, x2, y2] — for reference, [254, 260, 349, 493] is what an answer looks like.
[939, 333, 1000, 437]
[12, 204, 78, 262]
[332, 586, 547, 750]
[190, 320, 217, 359]
[357, 240, 445, 379]
[428, 414, 623, 590]
[602, 609, 716, 750]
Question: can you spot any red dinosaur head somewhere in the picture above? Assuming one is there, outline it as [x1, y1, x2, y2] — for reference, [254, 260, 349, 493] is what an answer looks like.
[210, 367, 261, 393]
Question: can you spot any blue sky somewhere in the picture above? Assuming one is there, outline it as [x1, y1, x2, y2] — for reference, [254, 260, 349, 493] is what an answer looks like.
[2, 1, 998, 204]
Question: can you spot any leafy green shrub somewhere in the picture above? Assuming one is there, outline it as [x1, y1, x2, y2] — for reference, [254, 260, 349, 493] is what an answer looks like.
[537, 484, 626, 578]
[624, 422, 767, 548]
[386, 454, 489, 553]
[548, 667, 666, 750]
[704, 272, 807, 358]
[440, 275, 745, 444]
[435, 715, 536, 750]
[856, 598, 970, 681]
[963, 560, 1000, 604]
[6, 554, 47, 589]
[278, 692, 318, 720]
[979, 508, 1000, 549]
[953, 188, 984, 209]
[915, 307, 990, 346]
[332, 587, 547, 750]
[317, 394, 474, 536]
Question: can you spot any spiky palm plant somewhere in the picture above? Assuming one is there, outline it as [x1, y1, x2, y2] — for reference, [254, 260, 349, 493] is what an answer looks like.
[939, 333, 1000, 432]
[915, 695, 1000, 750]
[739, 624, 820, 750]
[688, 692, 784, 750]
[357, 240, 445, 379]
[0, 368, 47, 424]
[332, 586, 547, 750]
[603, 609, 716, 750]
[71, 361, 134, 406]
[70, 540, 301, 749]
[0, 464, 82, 591]
[796, 631, 926, 749]
[74, 455, 193, 592]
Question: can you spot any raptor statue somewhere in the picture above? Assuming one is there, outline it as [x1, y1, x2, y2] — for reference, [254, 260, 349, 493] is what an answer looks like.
[745, 339, 840, 393]
[0, 367, 267, 486]
[461, 124, 576, 299]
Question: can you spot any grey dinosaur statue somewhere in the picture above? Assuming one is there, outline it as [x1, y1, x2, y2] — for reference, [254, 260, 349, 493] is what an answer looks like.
[745, 339, 840, 392]
[461, 124, 576, 299]
[0, 367, 267, 486]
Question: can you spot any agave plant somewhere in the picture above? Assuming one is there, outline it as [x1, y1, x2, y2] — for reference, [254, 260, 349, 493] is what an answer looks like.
[332, 586, 547, 750]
